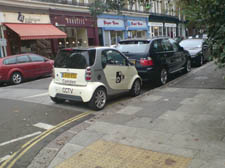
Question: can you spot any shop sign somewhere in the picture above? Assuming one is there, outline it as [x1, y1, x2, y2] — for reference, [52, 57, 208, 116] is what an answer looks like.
[0, 12, 4, 24]
[97, 18, 124, 28]
[51, 15, 93, 27]
[148, 22, 163, 27]
[127, 20, 147, 29]
[65, 17, 88, 25]
[3, 12, 50, 24]
[165, 23, 177, 28]
[0, 38, 7, 47]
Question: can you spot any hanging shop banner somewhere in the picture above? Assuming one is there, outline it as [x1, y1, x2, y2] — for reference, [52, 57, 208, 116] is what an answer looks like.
[97, 18, 124, 29]
[3, 12, 50, 24]
[165, 23, 177, 28]
[127, 19, 147, 30]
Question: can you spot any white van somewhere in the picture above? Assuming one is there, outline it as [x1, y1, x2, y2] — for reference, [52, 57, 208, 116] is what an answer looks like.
[49, 47, 142, 110]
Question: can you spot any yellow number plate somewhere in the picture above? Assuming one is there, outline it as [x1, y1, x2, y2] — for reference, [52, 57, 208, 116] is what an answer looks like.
[129, 59, 136, 65]
[62, 73, 77, 79]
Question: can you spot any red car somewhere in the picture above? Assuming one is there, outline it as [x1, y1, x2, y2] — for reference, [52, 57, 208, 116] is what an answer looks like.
[0, 53, 54, 85]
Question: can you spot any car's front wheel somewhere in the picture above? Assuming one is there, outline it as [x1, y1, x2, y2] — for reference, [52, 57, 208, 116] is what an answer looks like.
[184, 59, 192, 73]
[11, 72, 23, 85]
[130, 79, 141, 97]
[88, 87, 107, 111]
[50, 97, 65, 104]
[198, 55, 204, 66]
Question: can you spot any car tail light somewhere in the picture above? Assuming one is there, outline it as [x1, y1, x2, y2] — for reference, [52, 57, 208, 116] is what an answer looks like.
[85, 66, 91, 81]
[51, 68, 55, 79]
[140, 57, 154, 66]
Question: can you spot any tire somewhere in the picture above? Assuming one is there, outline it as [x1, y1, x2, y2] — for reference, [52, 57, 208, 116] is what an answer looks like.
[158, 68, 168, 85]
[88, 87, 107, 111]
[130, 79, 141, 97]
[50, 97, 65, 104]
[184, 59, 192, 73]
[10, 72, 23, 85]
[198, 55, 203, 66]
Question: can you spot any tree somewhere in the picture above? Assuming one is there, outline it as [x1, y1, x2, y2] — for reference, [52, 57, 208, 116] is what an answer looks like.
[89, 0, 126, 17]
[178, 0, 225, 67]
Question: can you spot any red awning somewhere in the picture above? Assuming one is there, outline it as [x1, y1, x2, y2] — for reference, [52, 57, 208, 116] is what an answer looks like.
[4, 23, 67, 40]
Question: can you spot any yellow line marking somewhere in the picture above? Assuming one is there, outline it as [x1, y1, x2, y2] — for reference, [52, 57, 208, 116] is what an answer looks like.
[0, 111, 92, 168]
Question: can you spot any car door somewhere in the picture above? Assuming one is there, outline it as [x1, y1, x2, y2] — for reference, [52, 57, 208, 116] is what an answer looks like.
[169, 39, 186, 70]
[102, 49, 131, 90]
[161, 39, 176, 73]
[16, 55, 33, 78]
[29, 54, 46, 76]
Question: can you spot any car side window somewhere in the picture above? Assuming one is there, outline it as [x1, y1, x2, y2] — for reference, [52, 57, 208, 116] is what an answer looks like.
[30, 55, 44, 62]
[17, 55, 30, 63]
[151, 40, 163, 52]
[102, 50, 127, 66]
[161, 39, 173, 52]
[169, 39, 179, 52]
[3, 57, 17, 65]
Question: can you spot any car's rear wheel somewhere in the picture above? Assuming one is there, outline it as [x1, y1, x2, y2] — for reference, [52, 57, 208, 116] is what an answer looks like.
[184, 59, 192, 73]
[158, 68, 168, 85]
[130, 79, 141, 97]
[11, 72, 23, 85]
[50, 97, 65, 104]
[88, 87, 107, 111]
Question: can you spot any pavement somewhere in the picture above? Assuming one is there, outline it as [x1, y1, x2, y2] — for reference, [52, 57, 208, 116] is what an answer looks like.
[27, 62, 225, 168]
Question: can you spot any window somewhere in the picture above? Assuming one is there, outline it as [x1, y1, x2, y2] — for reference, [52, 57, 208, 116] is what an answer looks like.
[169, 39, 179, 52]
[55, 49, 96, 69]
[151, 40, 163, 52]
[30, 55, 45, 62]
[17, 56, 30, 63]
[161, 39, 173, 51]
[102, 50, 127, 66]
[3, 57, 17, 65]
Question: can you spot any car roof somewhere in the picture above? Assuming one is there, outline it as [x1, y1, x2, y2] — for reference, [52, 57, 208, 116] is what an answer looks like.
[118, 37, 170, 42]
[61, 46, 116, 51]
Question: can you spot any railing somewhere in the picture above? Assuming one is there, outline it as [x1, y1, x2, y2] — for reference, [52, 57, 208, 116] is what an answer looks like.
[33, 0, 90, 7]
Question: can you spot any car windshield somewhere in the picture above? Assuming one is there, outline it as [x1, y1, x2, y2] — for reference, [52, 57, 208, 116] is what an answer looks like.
[54, 49, 96, 69]
[117, 41, 150, 54]
[180, 40, 203, 48]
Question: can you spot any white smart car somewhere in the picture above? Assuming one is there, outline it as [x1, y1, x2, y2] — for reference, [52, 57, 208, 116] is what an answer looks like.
[49, 47, 142, 110]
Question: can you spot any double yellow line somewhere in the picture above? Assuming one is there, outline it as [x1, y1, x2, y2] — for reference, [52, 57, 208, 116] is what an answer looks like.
[0, 111, 92, 168]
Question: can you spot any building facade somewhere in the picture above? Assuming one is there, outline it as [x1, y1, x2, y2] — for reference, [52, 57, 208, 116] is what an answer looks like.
[97, 14, 149, 46]
[0, 0, 187, 57]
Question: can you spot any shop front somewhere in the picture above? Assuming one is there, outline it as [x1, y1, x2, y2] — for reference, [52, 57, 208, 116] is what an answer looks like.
[2, 11, 66, 57]
[50, 9, 98, 52]
[97, 15, 125, 46]
[125, 16, 149, 39]
[149, 22, 164, 37]
[165, 23, 177, 38]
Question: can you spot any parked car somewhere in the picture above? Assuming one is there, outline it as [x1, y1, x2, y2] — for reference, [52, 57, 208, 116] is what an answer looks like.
[116, 37, 191, 85]
[179, 38, 210, 66]
[0, 53, 54, 85]
[49, 47, 142, 110]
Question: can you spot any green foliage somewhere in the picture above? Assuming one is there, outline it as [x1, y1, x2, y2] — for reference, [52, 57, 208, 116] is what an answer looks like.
[89, 0, 126, 18]
[179, 0, 225, 67]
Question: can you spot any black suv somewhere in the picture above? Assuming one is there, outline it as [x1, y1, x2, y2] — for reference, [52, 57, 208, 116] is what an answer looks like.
[116, 37, 191, 85]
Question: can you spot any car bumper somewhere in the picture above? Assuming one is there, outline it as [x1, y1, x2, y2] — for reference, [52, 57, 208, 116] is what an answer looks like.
[137, 68, 158, 81]
[48, 80, 104, 103]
